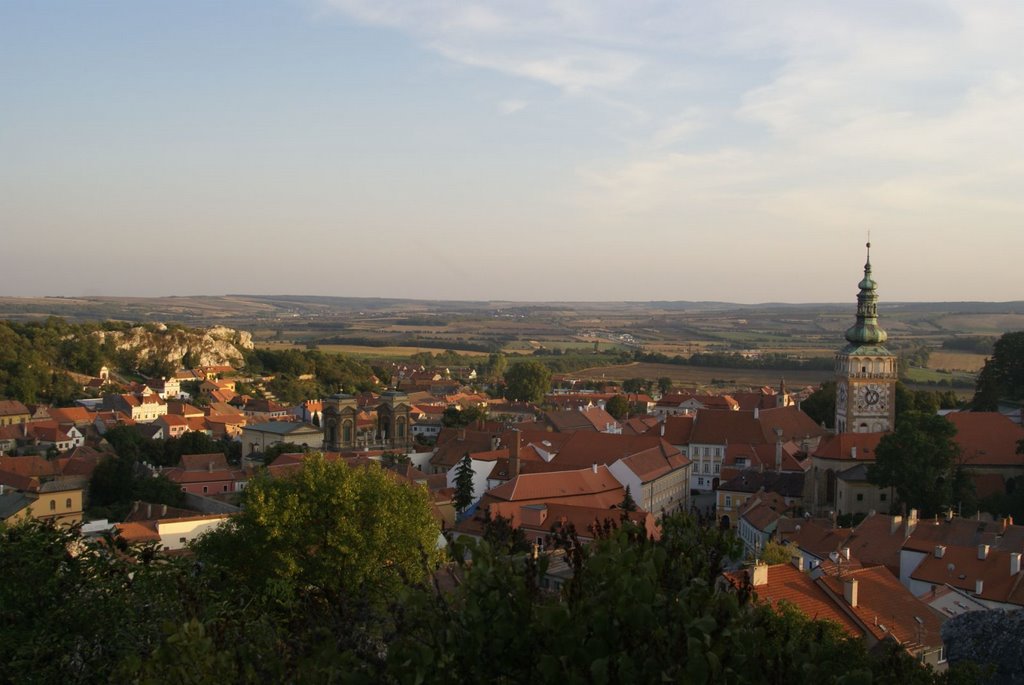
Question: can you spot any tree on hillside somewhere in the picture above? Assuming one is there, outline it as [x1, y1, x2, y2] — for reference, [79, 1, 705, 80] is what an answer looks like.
[195, 453, 442, 600]
[972, 331, 1024, 410]
[868, 411, 964, 517]
[605, 394, 630, 420]
[657, 376, 673, 395]
[453, 454, 475, 517]
[503, 360, 551, 403]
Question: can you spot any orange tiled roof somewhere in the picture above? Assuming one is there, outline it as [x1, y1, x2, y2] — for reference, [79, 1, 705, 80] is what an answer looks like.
[947, 412, 1024, 467]
[812, 432, 885, 462]
[818, 566, 944, 646]
[725, 564, 862, 637]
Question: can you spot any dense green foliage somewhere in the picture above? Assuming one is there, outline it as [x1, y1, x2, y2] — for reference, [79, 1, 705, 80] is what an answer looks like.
[0, 318, 109, 403]
[1, 490, 980, 683]
[243, 348, 378, 399]
[604, 394, 630, 420]
[89, 428, 238, 518]
[195, 454, 443, 601]
[868, 412, 972, 517]
[503, 360, 553, 403]
[972, 331, 1024, 410]
[103, 426, 240, 468]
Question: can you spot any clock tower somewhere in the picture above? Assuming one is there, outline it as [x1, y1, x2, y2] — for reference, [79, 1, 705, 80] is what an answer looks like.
[835, 243, 897, 433]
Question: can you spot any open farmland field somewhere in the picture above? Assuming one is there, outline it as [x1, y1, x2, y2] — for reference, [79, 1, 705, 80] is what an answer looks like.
[566, 362, 830, 392]
[926, 351, 988, 373]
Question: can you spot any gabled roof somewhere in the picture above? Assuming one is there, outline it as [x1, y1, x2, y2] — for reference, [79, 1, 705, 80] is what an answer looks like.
[243, 421, 320, 436]
[0, 491, 35, 520]
[544, 410, 600, 433]
[650, 415, 694, 445]
[0, 400, 30, 417]
[812, 432, 885, 462]
[0, 456, 59, 478]
[47, 406, 95, 426]
[818, 565, 945, 647]
[780, 519, 854, 562]
[947, 412, 1024, 467]
[483, 465, 625, 508]
[723, 564, 862, 637]
[546, 431, 685, 471]
[910, 544, 1024, 607]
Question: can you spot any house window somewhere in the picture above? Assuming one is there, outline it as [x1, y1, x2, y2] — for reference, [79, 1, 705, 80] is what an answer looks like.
[179, 537, 187, 544]
[703, 463, 709, 473]
[725, 496, 732, 508]
[202, 486, 209, 494]
[713, 463, 720, 474]
[65, 498, 72, 509]
[703, 447, 709, 457]
[880, 493, 887, 502]
[223, 485, 229, 492]
[697, 478, 704, 486]
[49, 500, 56, 511]
[856, 494, 864, 502]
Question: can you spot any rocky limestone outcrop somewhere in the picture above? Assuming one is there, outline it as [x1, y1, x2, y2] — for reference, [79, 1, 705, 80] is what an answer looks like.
[95, 325, 254, 369]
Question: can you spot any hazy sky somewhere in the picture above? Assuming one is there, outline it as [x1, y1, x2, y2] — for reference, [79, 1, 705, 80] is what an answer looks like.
[2, 1, 1022, 303]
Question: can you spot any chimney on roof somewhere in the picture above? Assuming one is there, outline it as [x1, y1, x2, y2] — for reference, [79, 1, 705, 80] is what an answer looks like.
[841, 547, 851, 561]
[491, 435, 500, 451]
[751, 563, 768, 587]
[592, 462, 598, 474]
[975, 579, 984, 595]
[509, 430, 521, 479]
[978, 544, 990, 560]
[889, 515, 903, 534]
[1011, 552, 1022, 576]
[934, 545, 946, 559]
[457, 428, 466, 442]
[843, 578, 859, 607]
[660, 422, 665, 437]
[791, 555, 804, 572]
[753, 407, 759, 420]
[906, 509, 918, 536]
[161, 504, 167, 516]
[146, 503, 152, 518]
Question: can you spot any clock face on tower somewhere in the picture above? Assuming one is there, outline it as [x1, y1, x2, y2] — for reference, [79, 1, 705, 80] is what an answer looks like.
[855, 383, 889, 413]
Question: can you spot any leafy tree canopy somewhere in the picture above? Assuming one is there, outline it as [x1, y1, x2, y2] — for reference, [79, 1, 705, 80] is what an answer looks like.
[972, 331, 1024, 410]
[604, 394, 630, 420]
[503, 360, 552, 403]
[195, 453, 443, 600]
[868, 411, 964, 517]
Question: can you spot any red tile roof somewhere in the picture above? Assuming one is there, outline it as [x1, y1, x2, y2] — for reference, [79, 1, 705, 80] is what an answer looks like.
[482, 465, 625, 509]
[812, 432, 885, 462]
[947, 412, 1024, 467]
[818, 566, 945, 647]
[725, 564, 862, 636]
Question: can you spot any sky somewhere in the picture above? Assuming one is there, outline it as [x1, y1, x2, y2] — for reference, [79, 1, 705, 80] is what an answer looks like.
[1, 1, 1022, 303]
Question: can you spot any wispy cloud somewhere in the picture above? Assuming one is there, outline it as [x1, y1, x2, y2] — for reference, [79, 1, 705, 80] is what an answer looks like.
[320, 0, 1024, 298]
